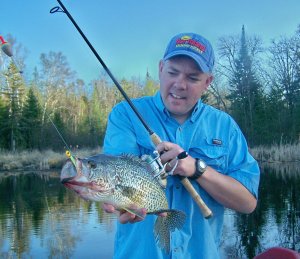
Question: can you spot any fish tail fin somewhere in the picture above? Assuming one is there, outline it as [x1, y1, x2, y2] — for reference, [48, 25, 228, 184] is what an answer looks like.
[154, 209, 186, 254]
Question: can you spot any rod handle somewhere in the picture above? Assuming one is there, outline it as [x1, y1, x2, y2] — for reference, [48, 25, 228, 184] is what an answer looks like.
[150, 132, 163, 146]
[179, 176, 213, 218]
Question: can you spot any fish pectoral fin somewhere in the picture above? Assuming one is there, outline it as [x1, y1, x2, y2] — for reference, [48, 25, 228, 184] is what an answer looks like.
[121, 207, 145, 219]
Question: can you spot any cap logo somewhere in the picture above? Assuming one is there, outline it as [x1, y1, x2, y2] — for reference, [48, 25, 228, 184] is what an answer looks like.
[175, 35, 206, 53]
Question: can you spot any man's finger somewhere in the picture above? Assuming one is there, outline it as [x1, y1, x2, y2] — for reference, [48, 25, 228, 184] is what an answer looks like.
[102, 203, 115, 213]
[119, 208, 147, 224]
[119, 211, 136, 224]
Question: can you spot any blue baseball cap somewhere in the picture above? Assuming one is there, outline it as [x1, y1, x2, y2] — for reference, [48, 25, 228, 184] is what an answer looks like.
[163, 32, 215, 73]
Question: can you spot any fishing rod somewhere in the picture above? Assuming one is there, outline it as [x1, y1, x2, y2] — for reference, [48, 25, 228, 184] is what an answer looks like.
[0, 36, 77, 166]
[50, 1, 212, 219]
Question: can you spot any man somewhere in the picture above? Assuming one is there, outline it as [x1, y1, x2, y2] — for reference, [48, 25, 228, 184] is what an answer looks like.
[103, 32, 260, 259]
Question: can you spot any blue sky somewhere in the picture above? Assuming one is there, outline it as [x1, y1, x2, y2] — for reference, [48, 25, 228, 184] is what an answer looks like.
[1, 0, 300, 84]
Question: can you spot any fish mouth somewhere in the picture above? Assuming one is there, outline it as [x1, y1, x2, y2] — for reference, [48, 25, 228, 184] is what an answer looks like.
[60, 157, 113, 198]
[61, 177, 75, 184]
[61, 174, 107, 192]
[63, 178, 113, 200]
[61, 158, 94, 188]
[60, 158, 79, 181]
[60, 160, 109, 192]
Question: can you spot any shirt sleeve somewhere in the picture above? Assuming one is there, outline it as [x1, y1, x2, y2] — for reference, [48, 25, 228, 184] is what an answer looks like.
[103, 102, 141, 156]
[226, 125, 260, 198]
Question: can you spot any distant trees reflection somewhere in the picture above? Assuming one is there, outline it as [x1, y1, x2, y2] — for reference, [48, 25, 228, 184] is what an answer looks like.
[0, 172, 115, 258]
[222, 164, 300, 258]
[0, 166, 299, 258]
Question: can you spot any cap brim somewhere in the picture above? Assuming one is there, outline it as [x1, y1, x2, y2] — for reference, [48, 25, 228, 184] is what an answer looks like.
[164, 50, 210, 73]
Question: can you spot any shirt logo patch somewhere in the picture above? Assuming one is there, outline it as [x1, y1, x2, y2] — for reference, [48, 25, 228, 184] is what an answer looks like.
[212, 139, 222, 146]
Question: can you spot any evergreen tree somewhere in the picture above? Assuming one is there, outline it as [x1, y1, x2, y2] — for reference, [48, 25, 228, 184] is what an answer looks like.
[0, 96, 10, 148]
[20, 87, 42, 149]
[268, 34, 300, 142]
[227, 26, 266, 146]
[1, 61, 25, 151]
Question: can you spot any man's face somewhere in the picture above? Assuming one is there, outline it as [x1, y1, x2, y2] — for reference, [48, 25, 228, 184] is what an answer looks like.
[159, 56, 213, 123]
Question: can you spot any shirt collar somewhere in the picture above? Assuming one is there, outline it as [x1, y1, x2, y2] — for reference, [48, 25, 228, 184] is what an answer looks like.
[153, 91, 203, 123]
[190, 100, 203, 123]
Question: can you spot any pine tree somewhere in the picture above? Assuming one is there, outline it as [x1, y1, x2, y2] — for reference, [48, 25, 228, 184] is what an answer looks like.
[0, 96, 10, 148]
[1, 61, 25, 151]
[20, 87, 42, 149]
[268, 34, 300, 142]
[227, 26, 266, 146]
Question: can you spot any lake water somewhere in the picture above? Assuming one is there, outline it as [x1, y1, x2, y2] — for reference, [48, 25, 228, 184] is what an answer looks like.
[0, 163, 299, 258]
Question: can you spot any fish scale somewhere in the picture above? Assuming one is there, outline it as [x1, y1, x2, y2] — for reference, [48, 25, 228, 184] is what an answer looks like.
[61, 153, 186, 254]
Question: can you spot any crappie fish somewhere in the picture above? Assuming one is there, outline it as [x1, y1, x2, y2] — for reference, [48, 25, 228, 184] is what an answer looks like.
[60, 154, 186, 253]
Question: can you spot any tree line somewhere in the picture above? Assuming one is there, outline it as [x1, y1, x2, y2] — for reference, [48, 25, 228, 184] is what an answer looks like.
[0, 25, 300, 151]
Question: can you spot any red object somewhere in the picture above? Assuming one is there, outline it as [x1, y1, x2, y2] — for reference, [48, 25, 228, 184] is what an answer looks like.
[254, 247, 300, 259]
[0, 36, 7, 44]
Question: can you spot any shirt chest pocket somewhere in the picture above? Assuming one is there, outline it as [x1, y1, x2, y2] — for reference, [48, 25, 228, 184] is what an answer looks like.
[189, 140, 228, 173]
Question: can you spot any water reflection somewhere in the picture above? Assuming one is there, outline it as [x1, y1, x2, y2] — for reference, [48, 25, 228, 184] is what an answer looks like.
[221, 162, 300, 258]
[0, 171, 116, 258]
[0, 164, 299, 258]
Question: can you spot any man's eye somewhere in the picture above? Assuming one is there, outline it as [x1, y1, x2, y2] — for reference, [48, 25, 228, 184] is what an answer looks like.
[168, 71, 177, 75]
[189, 77, 199, 82]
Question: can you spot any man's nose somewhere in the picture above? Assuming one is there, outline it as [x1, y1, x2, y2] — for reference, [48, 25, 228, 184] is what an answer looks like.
[174, 75, 187, 90]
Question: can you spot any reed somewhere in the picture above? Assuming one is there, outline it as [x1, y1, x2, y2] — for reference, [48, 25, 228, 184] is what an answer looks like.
[250, 143, 300, 162]
[0, 147, 101, 171]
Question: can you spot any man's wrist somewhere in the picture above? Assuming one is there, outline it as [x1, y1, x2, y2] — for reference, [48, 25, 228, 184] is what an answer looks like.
[189, 158, 207, 180]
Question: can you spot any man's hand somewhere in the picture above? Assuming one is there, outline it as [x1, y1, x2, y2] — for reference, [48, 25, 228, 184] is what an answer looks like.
[155, 141, 196, 177]
[102, 203, 147, 224]
[102, 203, 167, 223]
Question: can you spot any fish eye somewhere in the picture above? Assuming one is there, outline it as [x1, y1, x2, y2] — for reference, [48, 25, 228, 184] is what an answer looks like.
[88, 160, 97, 169]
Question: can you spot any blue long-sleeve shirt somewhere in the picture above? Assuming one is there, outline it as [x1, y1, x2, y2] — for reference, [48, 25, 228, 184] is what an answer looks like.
[103, 91, 260, 259]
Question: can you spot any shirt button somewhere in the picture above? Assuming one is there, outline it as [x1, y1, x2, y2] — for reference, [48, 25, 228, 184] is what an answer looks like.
[175, 184, 180, 189]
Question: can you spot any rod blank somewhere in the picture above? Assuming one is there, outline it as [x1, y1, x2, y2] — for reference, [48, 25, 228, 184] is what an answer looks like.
[52, 0, 212, 218]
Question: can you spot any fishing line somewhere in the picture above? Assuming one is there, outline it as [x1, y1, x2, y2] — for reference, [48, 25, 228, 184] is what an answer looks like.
[46, 114, 76, 165]
[46, 114, 72, 152]
[50, 2, 155, 139]
[50, 1, 213, 218]
[0, 36, 76, 165]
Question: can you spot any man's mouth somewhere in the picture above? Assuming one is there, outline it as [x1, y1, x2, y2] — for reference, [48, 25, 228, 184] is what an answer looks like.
[170, 93, 184, 99]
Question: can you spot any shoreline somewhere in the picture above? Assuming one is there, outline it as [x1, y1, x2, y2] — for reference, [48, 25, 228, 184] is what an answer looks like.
[0, 144, 299, 172]
[0, 148, 101, 172]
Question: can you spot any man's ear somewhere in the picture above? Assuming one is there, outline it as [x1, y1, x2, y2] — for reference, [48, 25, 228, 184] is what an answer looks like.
[205, 75, 214, 90]
[158, 60, 164, 79]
